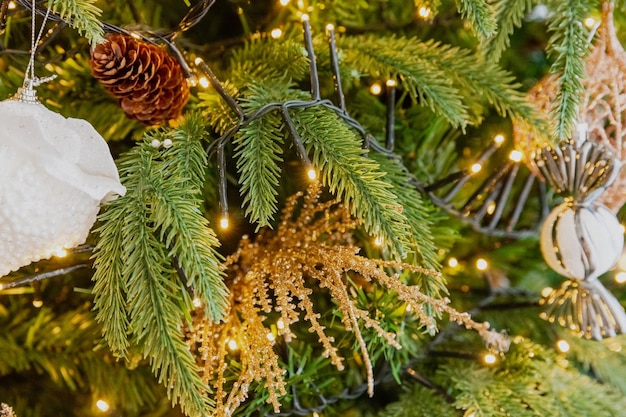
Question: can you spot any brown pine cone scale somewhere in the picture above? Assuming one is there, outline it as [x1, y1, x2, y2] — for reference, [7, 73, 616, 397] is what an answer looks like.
[89, 33, 189, 126]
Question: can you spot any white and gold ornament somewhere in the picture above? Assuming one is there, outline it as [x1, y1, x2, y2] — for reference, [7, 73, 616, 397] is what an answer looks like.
[533, 126, 626, 339]
[0, 85, 125, 276]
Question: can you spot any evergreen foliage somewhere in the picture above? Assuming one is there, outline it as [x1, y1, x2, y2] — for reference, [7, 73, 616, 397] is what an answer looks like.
[92, 115, 227, 416]
[2, 0, 626, 416]
[545, 0, 595, 139]
[49, 0, 105, 44]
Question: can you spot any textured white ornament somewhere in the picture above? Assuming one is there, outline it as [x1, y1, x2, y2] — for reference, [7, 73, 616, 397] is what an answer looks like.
[540, 202, 623, 280]
[0, 98, 125, 276]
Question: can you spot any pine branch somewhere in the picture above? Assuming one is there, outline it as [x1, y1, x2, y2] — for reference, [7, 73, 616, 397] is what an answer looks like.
[454, 0, 497, 40]
[150, 115, 229, 322]
[380, 384, 458, 417]
[371, 154, 440, 271]
[340, 35, 469, 128]
[546, 0, 595, 140]
[235, 84, 287, 229]
[92, 115, 230, 416]
[291, 106, 412, 259]
[340, 36, 539, 128]
[480, 0, 534, 62]
[122, 147, 212, 417]
[91, 198, 130, 357]
[48, 0, 105, 44]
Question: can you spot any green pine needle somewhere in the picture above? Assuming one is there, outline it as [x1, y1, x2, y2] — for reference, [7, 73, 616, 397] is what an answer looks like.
[455, 0, 498, 40]
[481, 0, 534, 62]
[546, 0, 594, 140]
[291, 106, 412, 259]
[49, 0, 105, 44]
[92, 114, 229, 416]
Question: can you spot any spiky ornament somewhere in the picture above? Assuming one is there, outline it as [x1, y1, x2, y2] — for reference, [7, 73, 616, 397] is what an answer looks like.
[0, 88, 125, 277]
[89, 33, 190, 125]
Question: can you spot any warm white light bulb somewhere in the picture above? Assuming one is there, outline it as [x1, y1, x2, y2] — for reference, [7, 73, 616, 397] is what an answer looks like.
[267, 332, 276, 341]
[219, 217, 230, 230]
[192, 298, 202, 308]
[556, 339, 570, 353]
[270, 28, 283, 39]
[616, 272, 626, 284]
[326, 23, 335, 32]
[301, 13, 310, 22]
[194, 57, 204, 65]
[470, 163, 482, 173]
[417, 6, 431, 19]
[52, 247, 67, 258]
[198, 76, 210, 88]
[277, 318, 285, 330]
[307, 168, 317, 181]
[509, 150, 523, 162]
[493, 134, 505, 145]
[227, 339, 238, 351]
[483, 353, 497, 365]
[32, 299, 43, 308]
[8, 1, 16, 10]
[476, 258, 488, 271]
[447, 257, 458, 268]
[386, 79, 397, 87]
[584, 17, 596, 28]
[279, 0, 290, 5]
[374, 237, 384, 247]
[96, 400, 110, 413]
[369, 82, 383, 95]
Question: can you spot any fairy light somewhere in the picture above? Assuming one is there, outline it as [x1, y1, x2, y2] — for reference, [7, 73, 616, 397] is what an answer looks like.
[270, 28, 283, 39]
[8, 1, 16, 10]
[493, 134, 505, 146]
[417, 6, 432, 19]
[198, 76, 210, 88]
[369, 82, 383, 95]
[96, 400, 110, 413]
[486, 201, 496, 215]
[447, 257, 458, 268]
[374, 236, 384, 247]
[556, 339, 570, 353]
[483, 352, 497, 365]
[301, 13, 309, 22]
[194, 57, 204, 65]
[267, 332, 276, 341]
[52, 247, 67, 258]
[227, 339, 238, 351]
[219, 216, 230, 230]
[584, 17, 596, 28]
[386, 79, 397, 88]
[280, 0, 290, 5]
[509, 150, 523, 162]
[470, 163, 482, 173]
[476, 258, 488, 271]
[615, 272, 626, 284]
[307, 167, 317, 181]
[326, 23, 335, 33]
[192, 297, 202, 308]
[541, 287, 553, 297]
[276, 318, 285, 330]
[32, 299, 43, 308]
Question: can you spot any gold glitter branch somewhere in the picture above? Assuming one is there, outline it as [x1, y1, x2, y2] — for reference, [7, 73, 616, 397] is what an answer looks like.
[0, 404, 16, 417]
[187, 183, 509, 417]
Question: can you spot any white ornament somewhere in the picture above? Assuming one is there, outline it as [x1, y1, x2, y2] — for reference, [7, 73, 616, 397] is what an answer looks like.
[0, 98, 125, 276]
[540, 202, 623, 280]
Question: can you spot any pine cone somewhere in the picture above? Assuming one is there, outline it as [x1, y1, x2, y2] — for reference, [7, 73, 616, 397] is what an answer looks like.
[89, 33, 190, 126]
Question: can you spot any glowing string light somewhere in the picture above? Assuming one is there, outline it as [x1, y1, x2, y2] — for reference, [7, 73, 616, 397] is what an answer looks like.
[369, 82, 383, 95]
[219, 216, 230, 230]
[470, 163, 482, 173]
[270, 28, 283, 39]
[447, 257, 458, 268]
[198, 76, 210, 88]
[96, 400, 110, 413]
[493, 134, 505, 146]
[556, 339, 570, 353]
[476, 258, 488, 271]
[483, 352, 497, 364]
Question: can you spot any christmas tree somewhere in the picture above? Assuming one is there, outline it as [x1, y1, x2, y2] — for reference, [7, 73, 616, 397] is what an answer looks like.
[3, 0, 626, 416]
